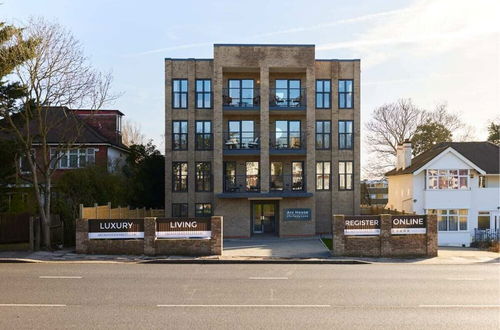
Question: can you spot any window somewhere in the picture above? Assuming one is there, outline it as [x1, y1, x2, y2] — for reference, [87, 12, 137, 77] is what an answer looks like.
[246, 161, 259, 192]
[275, 120, 301, 149]
[339, 161, 353, 190]
[292, 161, 304, 191]
[227, 120, 255, 149]
[339, 120, 353, 150]
[478, 211, 490, 230]
[316, 161, 331, 191]
[270, 162, 283, 191]
[172, 162, 188, 192]
[195, 162, 212, 192]
[338, 79, 353, 109]
[195, 203, 212, 217]
[479, 175, 486, 188]
[51, 148, 95, 169]
[172, 79, 188, 108]
[172, 121, 188, 150]
[316, 121, 331, 150]
[172, 203, 188, 217]
[227, 79, 255, 107]
[427, 209, 468, 231]
[426, 169, 469, 190]
[195, 121, 212, 150]
[19, 149, 35, 173]
[316, 80, 331, 108]
[196, 79, 212, 109]
[274, 79, 302, 108]
[223, 161, 236, 192]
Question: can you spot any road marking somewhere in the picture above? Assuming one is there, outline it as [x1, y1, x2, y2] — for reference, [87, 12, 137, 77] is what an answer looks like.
[39, 276, 82, 279]
[157, 304, 330, 308]
[248, 277, 288, 280]
[446, 278, 483, 281]
[0, 304, 66, 307]
[419, 305, 500, 308]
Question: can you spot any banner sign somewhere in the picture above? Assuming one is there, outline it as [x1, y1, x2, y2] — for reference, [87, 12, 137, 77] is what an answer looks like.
[156, 218, 211, 239]
[284, 208, 311, 221]
[391, 215, 427, 235]
[344, 216, 381, 236]
[88, 219, 144, 239]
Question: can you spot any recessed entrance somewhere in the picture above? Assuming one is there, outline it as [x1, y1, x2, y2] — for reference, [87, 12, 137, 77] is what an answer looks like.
[251, 201, 278, 235]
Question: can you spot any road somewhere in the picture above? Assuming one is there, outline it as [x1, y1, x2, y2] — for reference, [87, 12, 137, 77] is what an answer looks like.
[0, 263, 499, 329]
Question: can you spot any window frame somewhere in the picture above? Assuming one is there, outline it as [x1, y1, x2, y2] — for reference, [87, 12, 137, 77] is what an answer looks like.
[195, 162, 212, 192]
[172, 120, 188, 151]
[291, 161, 305, 191]
[195, 120, 212, 150]
[172, 203, 188, 218]
[195, 203, 212, 217]
[315, 79, 331, 109]
[195, 79, 212, 109]
[316, 161, 331, 191]
[338, 79, 354, 109]
[339, 160, 354, 191]
[275, 120, 302, 149]
[172, 79, 188, 109]
[228, 79, 255, 107]
[50, 148, 95, 169]
[172, 162, 188, 192]
[338, 120, 354, 150]
[427, 209, 468, 232]
[426, 169, 469, 190]
[315, 120, 331, 150]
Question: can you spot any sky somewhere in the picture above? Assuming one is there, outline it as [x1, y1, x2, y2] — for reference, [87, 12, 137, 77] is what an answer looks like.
[2, 0, 499, 177]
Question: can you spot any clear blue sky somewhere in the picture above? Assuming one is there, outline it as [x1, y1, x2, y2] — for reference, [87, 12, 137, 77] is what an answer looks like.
[3, 0, 499, 175]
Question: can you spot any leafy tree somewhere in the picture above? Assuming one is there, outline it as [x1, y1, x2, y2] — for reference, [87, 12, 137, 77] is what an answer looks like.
[487, 121, 500, 145]
[411, 122, 452, 156]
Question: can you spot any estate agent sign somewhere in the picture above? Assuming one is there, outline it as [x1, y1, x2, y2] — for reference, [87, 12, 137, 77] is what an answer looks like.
[391, 215, 427, 235]
[88, 219, 144, 239]
[284, 208, 311, 221]
[344, 216, 381, 236]
[156, 218, 211, 239]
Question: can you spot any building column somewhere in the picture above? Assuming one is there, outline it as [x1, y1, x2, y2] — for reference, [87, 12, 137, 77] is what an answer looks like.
[213, 67, 224, 194]
[260, 66, 270, 193]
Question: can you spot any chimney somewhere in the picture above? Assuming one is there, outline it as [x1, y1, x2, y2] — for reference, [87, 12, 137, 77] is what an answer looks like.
[402, 139, 412, 168]
[396, 144, 404, 169]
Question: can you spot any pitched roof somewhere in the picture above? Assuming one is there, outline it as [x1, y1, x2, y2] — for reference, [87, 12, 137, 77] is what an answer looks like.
[386, 142, 500, 176]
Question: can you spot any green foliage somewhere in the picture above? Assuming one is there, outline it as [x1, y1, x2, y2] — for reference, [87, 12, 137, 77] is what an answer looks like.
[487, 122, 500, 145]
[411, 122, 452, 156]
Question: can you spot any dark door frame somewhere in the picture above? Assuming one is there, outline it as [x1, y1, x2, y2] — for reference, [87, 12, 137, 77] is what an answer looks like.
[250, 200, 279, 236]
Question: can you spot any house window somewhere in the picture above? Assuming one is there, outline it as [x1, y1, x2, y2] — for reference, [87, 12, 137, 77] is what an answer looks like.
[426, 169, 469, 190]
[338, 79, 353, 109]
[51, 148, 95, 169]
[339, 120, 353, 150]
[195, 162, 212, 192]
[172, 203, 188, 217]
[195, 203, 212, 217]
[479, 175, 486, 188]
[274, 120, 301, 149]
[172, 121, 188, 150]
[274, 79, 302, 108]
[316, 121, 331, 150]
[172, 162, 188, 192]
[292, 161, 304, 191]
[227, 79, 254, 107]
[315, 80, 331, 109]
[339, 161, 353, 190]
[427, 209, 468, 231]
[316, 161, 331, 191]
[195, 121, 212, 150]
[19, 149, 35, 173]
[172, 79, 188, 109]
[196, 79, 212, 109]
[478, 211, 491, 230]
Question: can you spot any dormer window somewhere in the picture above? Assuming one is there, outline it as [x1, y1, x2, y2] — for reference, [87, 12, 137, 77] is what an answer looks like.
[427, 169, 469, 190]
[116, 115, 122, 133]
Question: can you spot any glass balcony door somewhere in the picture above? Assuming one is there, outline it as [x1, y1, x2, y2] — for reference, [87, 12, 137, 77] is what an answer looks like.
[275, 120, 301, 149]
[275, 79, 301, 107]
[292, 161, 304, 191]
[228, 120, 255, 149]
[270, 162, 284, 191]
[228, 79, 254, 107]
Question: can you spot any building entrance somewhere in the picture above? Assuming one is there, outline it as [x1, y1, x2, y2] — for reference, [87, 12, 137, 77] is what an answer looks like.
[251, 201, 278, 234]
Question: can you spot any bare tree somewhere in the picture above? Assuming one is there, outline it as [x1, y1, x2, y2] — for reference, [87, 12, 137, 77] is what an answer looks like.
[1, 17, 118, 249]
[121, 119, 146, 146]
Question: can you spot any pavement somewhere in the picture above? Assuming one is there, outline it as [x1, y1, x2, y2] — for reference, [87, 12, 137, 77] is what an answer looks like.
[0, 263, 499, 329]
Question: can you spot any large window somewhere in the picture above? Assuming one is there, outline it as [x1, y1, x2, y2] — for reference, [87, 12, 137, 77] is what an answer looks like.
[427, 209, 468, 231]
[316, 161, 331, 191]
[51, 148, 95, 169]
[270, 162, 284, 191]
[339, 120, 353, 150]
[246, 161, 259, 192]
[274, 79, 302, 108]
[172, 79, 188, 109]
[275, 120, 301, 149]
[172, 121, 188, 150]
[316, 79, 331, 109]
[195, 203, 212, 217]
[316, 120, 331, 150]
[195, 121, 212, 150]
[195, 79, 211, 109]
[227, 79, 254, 107]
[172, 162, 188, 192]
[172, 203, 188, 217]
[478, 211, 490, 230]
[195, 162, 212, 192]
[426, 169, 469, 190]
[338, 79, 353, 109]
[339, 161, 353, 190]
[223, 161, 236, 192]
[292, 161, 304, 191]
[227, 120, 255, 149]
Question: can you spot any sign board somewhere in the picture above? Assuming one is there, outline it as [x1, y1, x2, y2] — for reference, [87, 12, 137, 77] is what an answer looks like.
[88, 219, 144, 239]
[156, 218, 211, 239]
[391, 215, 427, 235]
[284, 208, 311, 221]
[344, 216, 381, 236]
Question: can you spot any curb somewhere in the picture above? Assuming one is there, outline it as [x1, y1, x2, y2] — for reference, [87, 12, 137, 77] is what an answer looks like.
[0, 258, 40, 263]
[140, 259, 370, 265]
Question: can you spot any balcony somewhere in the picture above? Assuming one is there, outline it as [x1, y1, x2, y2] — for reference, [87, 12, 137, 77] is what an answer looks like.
[223, 175, 260, 193]
[223, 132, 260, 155]
[270, 131, 306, 155]
[270, 174, 305, 191]
[222, 88, 260, 110]
[269, 88, 306, 110]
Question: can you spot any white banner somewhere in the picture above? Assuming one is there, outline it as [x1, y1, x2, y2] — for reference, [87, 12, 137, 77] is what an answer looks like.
[391, 228, 426, 235]
[156, 231, 211, 239]
[89, 232, 144, 239]
[344, 229, 381, 236]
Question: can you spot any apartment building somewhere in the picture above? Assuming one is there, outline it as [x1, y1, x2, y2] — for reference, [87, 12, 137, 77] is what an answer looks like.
[164, 44, 360, 238]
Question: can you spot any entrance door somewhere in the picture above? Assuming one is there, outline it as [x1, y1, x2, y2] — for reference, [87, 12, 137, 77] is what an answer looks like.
[252, 202, 278, 234]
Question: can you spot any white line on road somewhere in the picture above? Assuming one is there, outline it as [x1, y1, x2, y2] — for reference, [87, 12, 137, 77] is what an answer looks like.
[446, 278, 484, 281]
[0, 304, 66, 307]
[39, 276, 82, 279]
[248, 277, 289, 280]
[157, 304, 330, 308]
[419, 305, 500, 308]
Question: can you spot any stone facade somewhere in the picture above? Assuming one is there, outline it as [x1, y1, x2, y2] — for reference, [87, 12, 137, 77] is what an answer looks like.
[165, 44, 360, 238]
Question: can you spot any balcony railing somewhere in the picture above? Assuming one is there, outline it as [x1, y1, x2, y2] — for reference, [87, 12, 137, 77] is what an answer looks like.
[223, 175, 260, 193]
[269, 88, 306, 109]
[223, 132, 260, 150]
[270, 174, 305, 192]
[270, 131, 305, 150]
[222, 88, 260, 109]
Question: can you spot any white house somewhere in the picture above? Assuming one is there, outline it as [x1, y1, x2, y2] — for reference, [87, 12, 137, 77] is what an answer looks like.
[386, 141, 500, 247]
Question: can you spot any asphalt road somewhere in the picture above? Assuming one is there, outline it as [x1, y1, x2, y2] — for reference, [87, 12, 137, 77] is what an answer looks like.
[0, 263, 499, 329]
